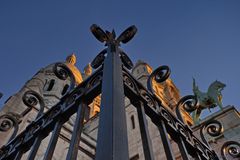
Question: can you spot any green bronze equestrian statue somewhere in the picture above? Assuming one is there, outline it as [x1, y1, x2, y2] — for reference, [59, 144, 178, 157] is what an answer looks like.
[192, 78, 226, 124]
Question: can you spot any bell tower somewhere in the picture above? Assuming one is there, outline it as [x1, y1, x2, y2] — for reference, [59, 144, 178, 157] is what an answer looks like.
[0, 54, 83, 147]
[132, 60, 193, 125]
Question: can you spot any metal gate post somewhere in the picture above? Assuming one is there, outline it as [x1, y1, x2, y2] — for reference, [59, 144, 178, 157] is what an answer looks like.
[95, 32, 129, 160]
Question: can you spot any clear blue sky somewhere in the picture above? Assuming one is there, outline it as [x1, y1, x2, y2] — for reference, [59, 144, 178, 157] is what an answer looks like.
[0, 0, 239, 118]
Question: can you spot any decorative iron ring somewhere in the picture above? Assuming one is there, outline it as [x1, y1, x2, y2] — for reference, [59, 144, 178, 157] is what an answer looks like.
[53, 63, 70, 80]
[0, 113, 20, 143]
[90, 24, 108, 43]
[0, 114, 16, 132]
[122, 71, 139, 93]
[175, 95, 197, 123]
[200, 120, 223, 147]
[119, 50, 133, 70]
[91, 49, 107, 69]
[205, 120, 223, 137]
[178, 95, 198, 113]
[53, 62, 75, 95]
[139, 89, 156, 109]
[221, 141, 240, 160]
[116, 25, 137, 44]
[153, 65, 171, 83]
[22, 90, 39, 107]
[22, 90, 45, 118]
[147, 65, 171, 94]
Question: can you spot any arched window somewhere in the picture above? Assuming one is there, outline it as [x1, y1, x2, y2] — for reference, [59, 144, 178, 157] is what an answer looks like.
[130, 115, 135, 129]
[61, 84, 69, 95]
[47, 79, 55, 91]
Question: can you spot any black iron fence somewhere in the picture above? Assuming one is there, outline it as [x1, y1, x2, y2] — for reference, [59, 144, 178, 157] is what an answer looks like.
[0, 25, 224, 160]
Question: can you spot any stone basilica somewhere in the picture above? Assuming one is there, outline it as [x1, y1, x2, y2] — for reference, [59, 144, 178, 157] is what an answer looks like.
[0, 54, 239, 160]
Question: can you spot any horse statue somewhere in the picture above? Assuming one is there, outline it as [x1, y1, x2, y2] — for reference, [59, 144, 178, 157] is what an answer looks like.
[192, 78, 226, 124]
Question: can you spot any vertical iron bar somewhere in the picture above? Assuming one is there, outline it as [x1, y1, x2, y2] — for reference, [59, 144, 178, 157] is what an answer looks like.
[66, 102, 86, 160]
[136, 101, 155, 160]
[176, 137, 190, 160]
[195, 152, 202, 160]
[158, 120, 175, 160]
[95, 43, 129, 160]
[43, 121, 63, 160]
[13, 151, 23, 160]
[27, 136, 43, 160]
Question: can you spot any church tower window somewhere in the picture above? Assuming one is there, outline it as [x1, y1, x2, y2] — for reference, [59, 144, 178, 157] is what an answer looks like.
[46, 79, 55, 91]
[130, 115, 135, 129]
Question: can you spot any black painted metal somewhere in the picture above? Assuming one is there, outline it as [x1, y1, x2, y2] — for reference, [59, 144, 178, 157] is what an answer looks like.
[43, 121, 63, 160]
[176, 137, 191, 160]
[27, 136, 44, 160]
[158, 120, 175, 160]
[136, 101, 155, 160]
[95, 40, 129, 160]
[66, 102, 86, 160]
[0, 25, 220, 160]
[14, 151, 23, 160]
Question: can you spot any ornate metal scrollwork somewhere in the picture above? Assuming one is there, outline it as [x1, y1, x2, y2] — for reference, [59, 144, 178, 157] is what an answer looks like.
[139, 89, 156, 109]
[204, 120, 223, 137]
[175, 122, 192, 144]
[200, 120, 223, 147]
[22, 91, 39, 107]
[120, 50, 133, 70]
[53, 62, 76, 95]
[123, 71, 138, 93]
[221, 141, 240, 160]
[147, 65, 171, 94]
[159, 107, 176, 130]
[65, 88, 84, 107]
[87, 70, 103, 89]
[42, 105, 63, 129]
[0, 114, 16, 132]
[176, 95, 198, 123]
[0, 113, 20, 143]
[53, 63, 69, 80]
[27, 120, 44, 139]
[91, 49, 107, 69]
[22, 90, 45, 118]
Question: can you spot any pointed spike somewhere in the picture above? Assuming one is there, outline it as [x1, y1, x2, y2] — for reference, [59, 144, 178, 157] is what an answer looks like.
[112, 29, 116, 39]
[105, 30, 111, 39]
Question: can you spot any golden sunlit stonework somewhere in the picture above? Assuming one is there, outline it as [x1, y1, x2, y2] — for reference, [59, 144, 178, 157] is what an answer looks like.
[86, 59, 193, 123]
[65, 53, 83, 84]
[132, 60, 193, 126]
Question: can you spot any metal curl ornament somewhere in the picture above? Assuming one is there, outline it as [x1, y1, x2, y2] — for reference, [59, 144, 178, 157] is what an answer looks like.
[200, 120, 223, 147]
[22, 90, 45, 119]
[119, 50, 133, 70]
[123, 71, 138, 93]
[205, 120, 223, 137]
[175, 95, 198, 123]
[90, 24, 137, 45]
[90, 24, 136, 72]
[0, 115, 15, 132]
[53, 62, 76, 95]
[221, 141, 240, 160]
[86, 70, 103, 89]
[0, 113, 20, 143]
[139, 89, 156, 109]
[147, 65, 171, 94]
[53, 63, 69, 80]
[91, 49, 107, 69]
